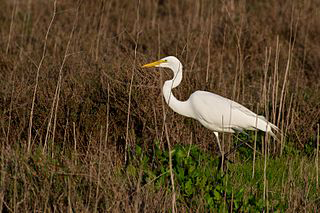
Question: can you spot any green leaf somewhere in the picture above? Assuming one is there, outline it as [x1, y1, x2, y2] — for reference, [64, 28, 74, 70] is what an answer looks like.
[185, 179, 194, 196]
[136, 145, 142, 157]
[214, 189, 222, 201]
[177, 167, 185, 181]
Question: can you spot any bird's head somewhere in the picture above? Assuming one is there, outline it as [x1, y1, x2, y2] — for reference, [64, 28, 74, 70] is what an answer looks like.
[142, 56, 181, 70]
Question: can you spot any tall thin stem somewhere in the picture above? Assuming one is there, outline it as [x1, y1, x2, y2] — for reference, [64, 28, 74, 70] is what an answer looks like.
[27, 0, 57, 153]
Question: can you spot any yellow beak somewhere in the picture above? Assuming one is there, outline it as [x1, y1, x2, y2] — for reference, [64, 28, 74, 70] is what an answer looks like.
[141, 59, 166, 68]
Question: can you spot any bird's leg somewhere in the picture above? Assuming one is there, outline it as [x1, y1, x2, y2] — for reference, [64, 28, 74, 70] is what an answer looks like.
[213, 132, 222, 155]
[214, 132, 225, 172]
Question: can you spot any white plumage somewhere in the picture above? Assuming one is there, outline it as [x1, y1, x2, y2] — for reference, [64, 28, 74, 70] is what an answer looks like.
[142, 56, 279, 153]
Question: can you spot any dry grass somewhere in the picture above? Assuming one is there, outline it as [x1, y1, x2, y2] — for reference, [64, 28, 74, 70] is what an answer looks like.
[0, 0, 320, 211]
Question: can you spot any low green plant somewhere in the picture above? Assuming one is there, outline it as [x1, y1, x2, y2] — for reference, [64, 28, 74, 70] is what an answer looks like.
[127, 142, 284, 211]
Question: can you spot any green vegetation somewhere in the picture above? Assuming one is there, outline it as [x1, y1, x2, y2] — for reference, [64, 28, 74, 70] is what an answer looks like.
[125, 137, 318, 212]
[128, 142, 270, 211]
[2, 138, 318, 211]
[1, 0, 319, 212]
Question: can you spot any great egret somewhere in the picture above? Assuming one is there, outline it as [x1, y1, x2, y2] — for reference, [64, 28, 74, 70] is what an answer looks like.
[142, 56, 279, 154]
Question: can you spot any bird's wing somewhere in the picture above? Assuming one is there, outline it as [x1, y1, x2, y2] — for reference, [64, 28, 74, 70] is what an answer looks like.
[189, 91, 261, 131]
[230, 101, 257, 117]
[189, 91, 235, 128]
[230, 100, 269, 124]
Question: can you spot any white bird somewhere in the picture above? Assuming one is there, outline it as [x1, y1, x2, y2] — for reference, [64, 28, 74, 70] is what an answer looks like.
[142, 56, 279, 154]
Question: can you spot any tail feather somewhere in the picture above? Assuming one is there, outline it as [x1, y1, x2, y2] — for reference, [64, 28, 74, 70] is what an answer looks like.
[256, 116, 282, 141]
[268, 129, 280, 142]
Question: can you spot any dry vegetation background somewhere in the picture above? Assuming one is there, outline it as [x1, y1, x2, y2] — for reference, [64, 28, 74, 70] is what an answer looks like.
[0, 0, 320, 211]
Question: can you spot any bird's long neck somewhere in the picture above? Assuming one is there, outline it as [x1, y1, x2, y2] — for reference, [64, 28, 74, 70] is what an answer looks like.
[162, 64, 193, 118]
